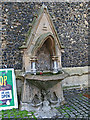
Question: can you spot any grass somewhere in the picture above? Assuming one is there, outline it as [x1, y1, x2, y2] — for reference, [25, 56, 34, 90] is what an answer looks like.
[64, 114, 69, 118]
[65, 106, 72, 111]
[78, 93, 83, 97]
[1, 108, 37, 119]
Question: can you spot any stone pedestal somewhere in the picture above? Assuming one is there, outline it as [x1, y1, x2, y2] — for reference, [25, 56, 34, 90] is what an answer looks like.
[20, 72, 68, 118]
[30, 56, 37, 75]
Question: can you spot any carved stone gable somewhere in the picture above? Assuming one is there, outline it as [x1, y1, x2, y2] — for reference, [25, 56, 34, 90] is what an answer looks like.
[36, 11, 53, 35]
[20, 5, 64, 73]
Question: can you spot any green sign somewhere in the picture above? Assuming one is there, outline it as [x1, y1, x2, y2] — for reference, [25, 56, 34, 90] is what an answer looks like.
[0, 68, 18, 110]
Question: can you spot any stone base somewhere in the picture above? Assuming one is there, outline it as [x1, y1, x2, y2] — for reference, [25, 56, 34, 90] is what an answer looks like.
[20, 101, 42, 112]
[19, 73, 68, 118]
[20, 101, 60, 118]
[34, 108, 60, 118]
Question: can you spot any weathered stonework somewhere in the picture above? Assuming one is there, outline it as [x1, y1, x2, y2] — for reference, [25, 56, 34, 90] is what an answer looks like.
[15, 66, 89, 101]
[1, 2, 89, 69]
[16, 71, 68, 118]
[13, 5, 67, 118]
[20, 5, 63, 73]
[62, 66, 89, 88]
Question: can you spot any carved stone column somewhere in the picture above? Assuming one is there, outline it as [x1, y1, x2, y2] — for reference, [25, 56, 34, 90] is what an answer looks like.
[30, 56, 37, 75]
[52, 56, 58, 73]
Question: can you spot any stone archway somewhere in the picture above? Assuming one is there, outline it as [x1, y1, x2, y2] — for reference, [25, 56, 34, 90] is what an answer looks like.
[35, 37, 55, 72]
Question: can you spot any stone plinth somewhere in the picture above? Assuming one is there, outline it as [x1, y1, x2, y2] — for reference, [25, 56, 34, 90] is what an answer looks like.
[19, 72, 68, 118]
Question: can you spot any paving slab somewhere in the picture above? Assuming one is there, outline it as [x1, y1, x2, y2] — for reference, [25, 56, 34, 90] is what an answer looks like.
[1, 88, 89, 119]
[57, 88, 89, 118]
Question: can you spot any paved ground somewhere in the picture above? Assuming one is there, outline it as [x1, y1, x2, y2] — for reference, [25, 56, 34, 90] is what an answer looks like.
[1, 88, 89, 119]
[56, 88, 89, 119]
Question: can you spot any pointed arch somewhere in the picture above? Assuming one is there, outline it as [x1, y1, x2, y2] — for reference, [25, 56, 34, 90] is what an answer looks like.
[31, 32, 59, 56]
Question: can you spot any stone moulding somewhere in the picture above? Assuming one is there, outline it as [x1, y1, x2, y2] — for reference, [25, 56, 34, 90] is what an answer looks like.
[31, 32, 56, 55]
[15, 69, 69, 81]
[25, 72, 68, 81]
[62, 66, 90, 76]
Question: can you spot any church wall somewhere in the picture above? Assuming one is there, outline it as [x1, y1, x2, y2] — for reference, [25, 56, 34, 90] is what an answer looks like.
[1, 2, 88, 69]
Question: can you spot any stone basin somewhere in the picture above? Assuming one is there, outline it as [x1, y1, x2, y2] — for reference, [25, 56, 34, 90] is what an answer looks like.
[25, 72, 68, 90]
[18, 71, 69, 118]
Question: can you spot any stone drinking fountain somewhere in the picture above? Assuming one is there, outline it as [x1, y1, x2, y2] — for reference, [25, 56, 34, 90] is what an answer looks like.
[19, 5, 68, 118]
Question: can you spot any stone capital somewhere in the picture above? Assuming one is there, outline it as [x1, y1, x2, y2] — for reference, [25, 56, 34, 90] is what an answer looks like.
[52, 56, 58, 61]
[30, 56, 37, 61]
